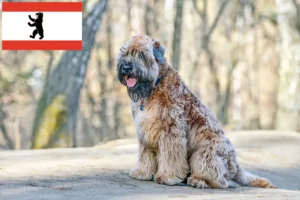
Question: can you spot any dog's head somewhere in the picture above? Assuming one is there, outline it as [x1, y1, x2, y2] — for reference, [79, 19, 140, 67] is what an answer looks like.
[116, 35, 161, 102]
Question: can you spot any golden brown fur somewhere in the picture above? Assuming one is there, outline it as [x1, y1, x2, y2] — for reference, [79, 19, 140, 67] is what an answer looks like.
[117, 35, 276, 189]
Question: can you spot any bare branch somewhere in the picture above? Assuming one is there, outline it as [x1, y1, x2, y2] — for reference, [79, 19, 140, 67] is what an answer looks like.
[206, 0, 229, 38]
[192, 0, 207, 25]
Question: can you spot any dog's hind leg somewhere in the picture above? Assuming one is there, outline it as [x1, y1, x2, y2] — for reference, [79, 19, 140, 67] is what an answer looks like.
[187, 142, 229, 189]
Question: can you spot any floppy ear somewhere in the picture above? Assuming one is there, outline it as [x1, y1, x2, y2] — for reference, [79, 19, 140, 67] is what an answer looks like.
[153, 41, 165, 64]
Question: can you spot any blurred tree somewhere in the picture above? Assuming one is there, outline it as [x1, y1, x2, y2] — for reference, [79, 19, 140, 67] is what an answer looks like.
[98, 0, 120, 141]
[172, 0, 184, 70]
[191, 0, 229, 124]
[144, 0, 162, 38]
[126, 0, 133, 37]
[275, 0, 300, 132]
[79, 0, 124, 145]
[31, 0, 108, 149]
[249, 0, 279, 130]
[106, 2, 122, 140]
[219, 0, 240, 126]
[0, 49, 33, 149]
[1, 0, 299, 150]
[239, 0, 261, 129]
[144, 0, 154, 36]
[0, 104, 13, 149]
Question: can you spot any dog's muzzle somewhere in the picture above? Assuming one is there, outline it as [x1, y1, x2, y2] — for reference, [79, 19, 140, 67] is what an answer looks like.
[117, 62, 138, 88]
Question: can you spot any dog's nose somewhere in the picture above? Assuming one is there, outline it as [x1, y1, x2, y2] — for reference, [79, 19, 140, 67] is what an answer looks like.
[122, 64, 133, 73]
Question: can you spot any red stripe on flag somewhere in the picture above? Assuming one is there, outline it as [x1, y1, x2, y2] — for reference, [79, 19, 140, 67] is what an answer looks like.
[2, 2, 82, 12]
[2, 41, 82, 50]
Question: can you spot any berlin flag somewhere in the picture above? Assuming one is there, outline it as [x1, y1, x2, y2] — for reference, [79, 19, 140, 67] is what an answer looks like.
[1, 2, 82, 50]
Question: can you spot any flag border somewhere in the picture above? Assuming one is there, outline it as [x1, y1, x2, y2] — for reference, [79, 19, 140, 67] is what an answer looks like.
[2, 2, 82, 12]
[2, 41, 82, 50]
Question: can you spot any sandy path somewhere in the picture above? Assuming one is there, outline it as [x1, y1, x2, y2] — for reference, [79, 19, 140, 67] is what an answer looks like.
[0, 131, 300, 200]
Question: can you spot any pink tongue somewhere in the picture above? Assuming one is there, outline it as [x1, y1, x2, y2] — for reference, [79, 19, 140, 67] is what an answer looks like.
[127, 78, 137, 87]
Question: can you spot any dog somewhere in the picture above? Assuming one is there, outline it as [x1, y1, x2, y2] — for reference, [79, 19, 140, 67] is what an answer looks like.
[116, 35, 276, 189]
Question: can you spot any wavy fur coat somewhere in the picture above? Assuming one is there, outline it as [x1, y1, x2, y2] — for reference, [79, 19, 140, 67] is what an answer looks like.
[116, 35, 275, 189]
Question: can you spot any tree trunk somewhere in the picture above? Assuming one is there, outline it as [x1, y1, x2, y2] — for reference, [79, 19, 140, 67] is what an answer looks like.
[31, 0, 108, 149]
[143, 0, 161, 39]
[275, 0, 300, 132]
[0, 104, 14, 149]
[126, 0, 133, 37]
[144, 0, 153, 36]
[106, 4, 121, 140]
[171, 0, 184, 71]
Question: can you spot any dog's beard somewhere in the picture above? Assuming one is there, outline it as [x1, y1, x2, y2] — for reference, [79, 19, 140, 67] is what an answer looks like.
[127, 80, 153, 102]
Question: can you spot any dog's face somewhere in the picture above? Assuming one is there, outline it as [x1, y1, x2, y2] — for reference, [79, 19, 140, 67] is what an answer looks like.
[116, 35, 159, 102]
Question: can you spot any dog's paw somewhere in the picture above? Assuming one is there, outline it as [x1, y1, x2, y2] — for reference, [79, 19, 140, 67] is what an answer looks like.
[129, 168, 153, 181]
[154, 173, 184, 186]
[187, 176, 210, 189]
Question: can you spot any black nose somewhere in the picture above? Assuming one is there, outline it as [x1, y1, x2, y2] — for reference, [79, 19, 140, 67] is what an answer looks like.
[122, 64, 132, 73]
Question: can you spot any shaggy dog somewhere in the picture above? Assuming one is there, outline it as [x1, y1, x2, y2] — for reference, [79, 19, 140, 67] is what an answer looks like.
[116, 35, 276, 189]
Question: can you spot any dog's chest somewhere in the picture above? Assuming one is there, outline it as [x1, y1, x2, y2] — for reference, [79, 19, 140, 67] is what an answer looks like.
[131, 101, 162, 148]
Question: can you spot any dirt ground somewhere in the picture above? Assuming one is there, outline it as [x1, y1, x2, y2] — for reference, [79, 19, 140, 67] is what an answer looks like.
[0, 131, 300, 200]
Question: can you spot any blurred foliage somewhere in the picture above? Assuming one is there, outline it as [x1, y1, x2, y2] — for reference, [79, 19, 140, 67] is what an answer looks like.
[0, 0, 299, 150]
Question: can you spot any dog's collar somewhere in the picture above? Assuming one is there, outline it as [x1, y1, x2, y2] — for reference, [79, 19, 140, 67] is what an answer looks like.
[139, 75, 163, 111]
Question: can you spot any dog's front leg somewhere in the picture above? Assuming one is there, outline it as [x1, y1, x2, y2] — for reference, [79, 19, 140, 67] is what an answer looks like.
[129, 142, 157, 181]
[154, 134, 189, 185]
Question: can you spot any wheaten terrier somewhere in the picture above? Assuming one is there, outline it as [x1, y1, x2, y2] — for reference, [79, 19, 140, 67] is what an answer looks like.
[116, 35, 276, 189]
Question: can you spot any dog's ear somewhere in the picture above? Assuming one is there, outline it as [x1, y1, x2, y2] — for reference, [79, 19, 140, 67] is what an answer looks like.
[153, 41, 165, 64]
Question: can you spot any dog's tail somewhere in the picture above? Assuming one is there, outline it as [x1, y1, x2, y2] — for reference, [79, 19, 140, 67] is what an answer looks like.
[233, 165, 276, 188]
